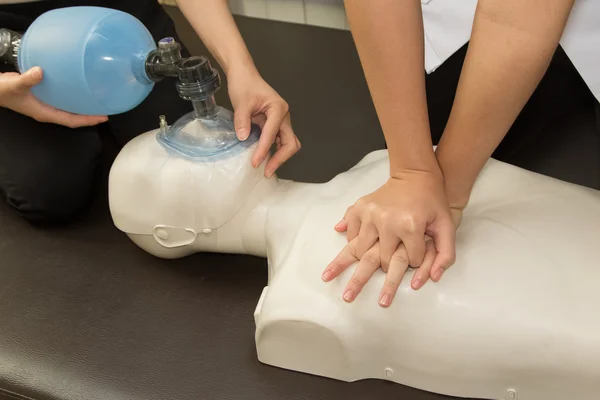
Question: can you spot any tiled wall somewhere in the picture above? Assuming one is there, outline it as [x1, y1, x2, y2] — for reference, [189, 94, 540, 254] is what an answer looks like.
[158, 0, 349, 30]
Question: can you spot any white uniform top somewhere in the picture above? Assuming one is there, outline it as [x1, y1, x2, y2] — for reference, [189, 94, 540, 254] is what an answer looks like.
[421, 0, 600, 102]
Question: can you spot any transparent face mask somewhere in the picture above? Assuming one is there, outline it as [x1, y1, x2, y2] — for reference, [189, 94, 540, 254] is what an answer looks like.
[157, 105, 260, 160]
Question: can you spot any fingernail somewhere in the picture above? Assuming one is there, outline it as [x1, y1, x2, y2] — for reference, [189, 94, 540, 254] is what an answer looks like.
[379, 293, 391, 307]
[265, 168, 274, 178]
[322, 270, 332, 282]
[433, 269, 444, 281]
[411, 277, 422, 290]
[334, 220, 344, 229]
[343, 289, 355, 302]
[237, 128, 248, 140]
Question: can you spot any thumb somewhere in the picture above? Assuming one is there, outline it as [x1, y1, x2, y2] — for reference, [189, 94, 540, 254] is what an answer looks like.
[428, 215, 457, 282]
[15, 67, 43, 90]
[233, 101, 253, 141]
[334, 219, 348, 232]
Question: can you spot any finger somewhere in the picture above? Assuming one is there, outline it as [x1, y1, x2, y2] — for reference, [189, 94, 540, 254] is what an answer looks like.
[252, 104, 286, 168]
[264, 140, 298, 178]
[400, 230, 427, 268]
[334, 205, 356, 232]
[334, 219, 348, 232]
[34, 104, 108, 128]
[345, 207, 362, 241]
[233, 101, 254, 141]
[411, 239, 436, 290]
[264, 117, 300, 177]
[378, 232, 401, 272]
[11, 67, 43, 91]
[251, 114, 267, 129]
[322, 237, 359, 282]
[429, 216, 457, 282]
[354, 222, 379, 259]
[343, 242, 380, 303]
[378, 244, 410, 308]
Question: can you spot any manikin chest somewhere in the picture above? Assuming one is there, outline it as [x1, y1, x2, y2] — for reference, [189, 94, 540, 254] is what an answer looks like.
[254, 156, 600, 400]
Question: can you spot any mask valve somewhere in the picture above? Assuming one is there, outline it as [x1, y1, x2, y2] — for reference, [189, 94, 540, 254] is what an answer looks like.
[146, 37, 221, 119]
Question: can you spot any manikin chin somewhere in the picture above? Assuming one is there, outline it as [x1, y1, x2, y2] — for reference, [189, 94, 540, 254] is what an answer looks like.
[109, 122, 600, 400]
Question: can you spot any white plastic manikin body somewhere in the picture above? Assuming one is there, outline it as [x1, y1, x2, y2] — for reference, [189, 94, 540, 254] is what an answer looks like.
[109, 126, 600, 400]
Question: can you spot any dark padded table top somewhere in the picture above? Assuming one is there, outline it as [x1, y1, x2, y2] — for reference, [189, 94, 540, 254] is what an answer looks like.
[1, 10, 599, 400]
[0, 113, 455, 400]
[1, 111, 598, 400]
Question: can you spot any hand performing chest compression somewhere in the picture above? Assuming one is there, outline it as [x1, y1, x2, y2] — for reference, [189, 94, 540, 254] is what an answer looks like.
[320, 0, 576, 307]
[321, 171, 459, 308]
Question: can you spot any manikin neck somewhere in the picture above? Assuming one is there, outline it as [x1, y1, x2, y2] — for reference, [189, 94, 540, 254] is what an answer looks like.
[201, 172, 300, 258]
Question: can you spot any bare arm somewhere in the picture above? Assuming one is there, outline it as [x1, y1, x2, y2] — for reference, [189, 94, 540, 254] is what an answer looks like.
[328, 1, 457, 306]
[435, 0, 575, 207]
[176, 0, 256, 75]
[344, 0, 438, 175]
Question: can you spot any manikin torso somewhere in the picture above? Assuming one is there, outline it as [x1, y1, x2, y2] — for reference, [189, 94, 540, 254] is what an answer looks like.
[109, 126, 600, 400]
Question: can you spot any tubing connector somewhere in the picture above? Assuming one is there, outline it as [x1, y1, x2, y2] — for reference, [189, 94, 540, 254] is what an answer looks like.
[145, 37, 222, 119]
[175, 56, 221, 102]
[0, 29, 22, 67]
[175, 56, 221, 118]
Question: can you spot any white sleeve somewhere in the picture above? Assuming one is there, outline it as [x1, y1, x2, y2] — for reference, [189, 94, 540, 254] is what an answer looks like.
[560, 0, 600, 103]
[421, 0, 477, 73]
[421, 0, 600, 104]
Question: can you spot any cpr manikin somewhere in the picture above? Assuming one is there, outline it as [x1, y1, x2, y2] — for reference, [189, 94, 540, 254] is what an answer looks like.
[109, 41, 600, 400]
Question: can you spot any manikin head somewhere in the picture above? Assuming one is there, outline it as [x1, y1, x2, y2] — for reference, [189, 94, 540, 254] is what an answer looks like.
[108, 107, 282, 259]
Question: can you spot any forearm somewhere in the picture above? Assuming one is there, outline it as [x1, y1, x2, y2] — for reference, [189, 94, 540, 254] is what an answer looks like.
[436, 0, 575, 206]
[345, 0, 438, 175]
[177, 0, 257, 75]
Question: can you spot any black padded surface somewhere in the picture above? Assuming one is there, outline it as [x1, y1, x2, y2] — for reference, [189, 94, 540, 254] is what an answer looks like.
[1, 9, 599, 400]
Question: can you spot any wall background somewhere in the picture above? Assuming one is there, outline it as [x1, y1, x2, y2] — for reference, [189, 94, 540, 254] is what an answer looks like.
[159, 0, 349, 30]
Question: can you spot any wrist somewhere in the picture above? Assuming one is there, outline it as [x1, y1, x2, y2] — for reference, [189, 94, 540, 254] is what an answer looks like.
[219, 50, 257, 77]
[443, 181, 472, 210]
[435, 147, 473, 209]
[389, 146, 441, 179]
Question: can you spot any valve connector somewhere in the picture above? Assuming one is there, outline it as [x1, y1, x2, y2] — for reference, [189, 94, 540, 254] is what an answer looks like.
[176, 56, 221, 101]
[0, 29, 21, 67]
[145, 37, 222, 118]
[157, 37, 181, 65]
[145, 36, 182, 81]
